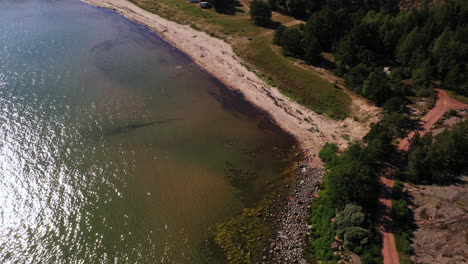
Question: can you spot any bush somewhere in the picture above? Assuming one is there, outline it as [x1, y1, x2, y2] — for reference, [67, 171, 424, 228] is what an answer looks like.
[426, 90, 437, 109]
[406, 121, 468, 183]
[333, 204, 366, 238]
[344, 226, 369, 250]
[347, 63, 371, 91]
[362, 69, 393, 106]
[318, 142, 337, 166]
[447, 109, 458, 116]
[383, 97, 404, 112]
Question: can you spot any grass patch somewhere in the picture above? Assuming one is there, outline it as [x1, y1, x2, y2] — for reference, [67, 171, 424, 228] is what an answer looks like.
[446, 90, 468, 104]
[391, 181, 415, 264]
[125, 0, 351, 119]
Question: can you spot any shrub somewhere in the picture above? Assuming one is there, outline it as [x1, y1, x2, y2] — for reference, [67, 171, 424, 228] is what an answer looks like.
[344, 226, 369, 250]
[333, 204, 366, 238]
[318, 142, 337, 166]
[447, 109, 458, 116]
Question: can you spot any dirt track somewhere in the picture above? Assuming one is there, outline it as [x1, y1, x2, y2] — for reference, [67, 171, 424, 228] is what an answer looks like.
[398, 89, 467, 150]
[378, 89, 468, 264]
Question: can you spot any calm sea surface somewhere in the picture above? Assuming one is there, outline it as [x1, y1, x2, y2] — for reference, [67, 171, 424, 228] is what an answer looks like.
[0, 0, 294, 262]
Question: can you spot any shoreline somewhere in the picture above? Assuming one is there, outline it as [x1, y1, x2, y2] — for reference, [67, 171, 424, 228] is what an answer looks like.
[82, 0, 375, 169]
[81, 0, 376, 262]
[82, 0, 374, 262]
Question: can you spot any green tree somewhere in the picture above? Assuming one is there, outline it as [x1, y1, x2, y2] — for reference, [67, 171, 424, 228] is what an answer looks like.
[391, 199, 410, 233]
[432, 30, 454, 74]
[396, 27, 425, 66]
[250, 0, 272, 26]
[285, 0, 307, 18]
[303, 33, 322, 63]
[427, 121, 468, 177]
[326, 144, 379, 210]
[443, 64, 463, 91]
[304, 8, 338, 51]
[333, 204, 366, 238]
[267, 0, 278, 10]
[383, 97, 404, 112]
[407, 133, 432, 182]
[344, 227, 369, 250]
[362, 69, 393, 106]
[347, 63, 371, 90]
[280, 27, 304, 58]
[273, 25, 286, 45]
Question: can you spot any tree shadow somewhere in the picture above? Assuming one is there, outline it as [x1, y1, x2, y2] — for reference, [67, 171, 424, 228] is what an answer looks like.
[213, 0, 245, 15]
[417, 173, 467, 186]
[400, 104, 418, 117]
[298, 54, 336, 71]
[317, 56, 336, 71]
[265, 21, 281, 29]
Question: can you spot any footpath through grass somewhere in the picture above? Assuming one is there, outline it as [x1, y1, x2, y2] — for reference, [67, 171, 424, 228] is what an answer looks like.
[128, 0, 351, 119]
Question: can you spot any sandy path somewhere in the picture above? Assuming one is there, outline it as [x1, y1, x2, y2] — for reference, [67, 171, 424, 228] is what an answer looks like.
[378, 88, 467, 264]
[82, 0, 375, 167]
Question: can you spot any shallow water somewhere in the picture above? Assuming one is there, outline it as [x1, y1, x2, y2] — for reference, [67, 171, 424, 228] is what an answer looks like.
[0, 0, 294, 262]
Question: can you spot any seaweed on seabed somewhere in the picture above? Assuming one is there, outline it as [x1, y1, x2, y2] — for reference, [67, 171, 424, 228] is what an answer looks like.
[210, 149, 301, 263]
[210, 205, 272, 264]
[224, 161, 256, 190]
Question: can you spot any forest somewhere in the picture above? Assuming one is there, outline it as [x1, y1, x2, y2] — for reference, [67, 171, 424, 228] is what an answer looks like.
[269, 0, 468, 106]
[306, 113, 467, 263]
[304, 112, 417, 264]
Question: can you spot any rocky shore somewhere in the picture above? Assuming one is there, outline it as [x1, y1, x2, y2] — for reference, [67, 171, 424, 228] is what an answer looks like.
[265, 164, 324, 263]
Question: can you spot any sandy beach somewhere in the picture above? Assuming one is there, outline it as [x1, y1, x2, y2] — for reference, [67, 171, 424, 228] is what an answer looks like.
[82, 0, 377, 167]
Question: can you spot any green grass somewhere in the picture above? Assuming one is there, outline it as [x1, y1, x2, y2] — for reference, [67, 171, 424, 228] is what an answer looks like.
[394, 234, 414, 264]
[125, 0, 351, 119]
[392, 181, 415, 264]
[446, 90, 468, 104]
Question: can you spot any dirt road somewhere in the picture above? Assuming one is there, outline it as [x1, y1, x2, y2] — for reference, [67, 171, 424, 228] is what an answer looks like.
[398, 89, 467, 150]
[378, 89, 467, 264]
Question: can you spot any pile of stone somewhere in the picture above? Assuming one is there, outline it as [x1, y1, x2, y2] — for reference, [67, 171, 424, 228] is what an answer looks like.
[263, 164, 325, 263]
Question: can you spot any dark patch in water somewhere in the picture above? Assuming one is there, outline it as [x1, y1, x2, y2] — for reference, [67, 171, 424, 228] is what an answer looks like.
[90, 39, 120, 53]
[107, 118, 183, 136]
[224, 161, 258, 206]
[206, 79, 295, 139]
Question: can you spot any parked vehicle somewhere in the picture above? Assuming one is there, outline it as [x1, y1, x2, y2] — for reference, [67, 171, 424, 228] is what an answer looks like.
[200, 2, 210, 8]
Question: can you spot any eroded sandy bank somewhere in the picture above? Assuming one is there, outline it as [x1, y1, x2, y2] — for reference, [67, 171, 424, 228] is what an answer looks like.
[82, 0, 377, 167]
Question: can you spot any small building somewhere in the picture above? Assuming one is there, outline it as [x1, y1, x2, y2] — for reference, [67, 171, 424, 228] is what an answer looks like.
[383, 66, 391, 75]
